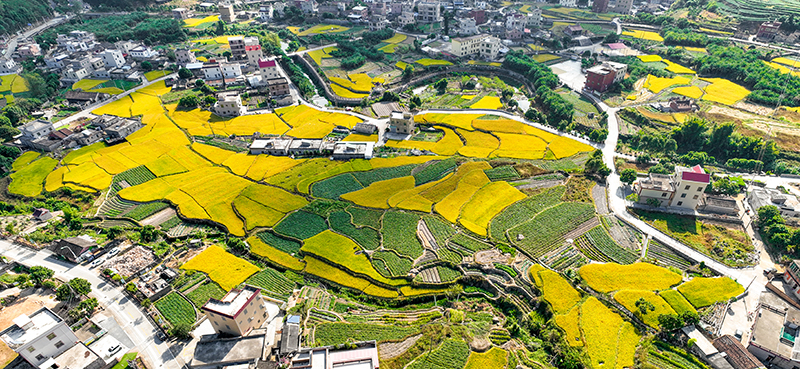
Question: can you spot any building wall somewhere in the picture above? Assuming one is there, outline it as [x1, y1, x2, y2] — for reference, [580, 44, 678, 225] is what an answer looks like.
[747, 343, 796, 369]
[671, 179, 706, 209]
[585, 70, 615, 92]
[18, 322, 79, 366]
[637, 188, 672, 206]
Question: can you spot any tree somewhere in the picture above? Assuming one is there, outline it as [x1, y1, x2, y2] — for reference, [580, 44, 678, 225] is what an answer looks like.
[402, 65, 414, 80]
[626, 193, 640, 203]
[56, 284, 73, 301]
[604, 33, 620, 43]
[170, 322, 192, 338]
[139, 225, 159, 243]
[679, 311, 700, 325]
[178, 94, 199, 108]
[141, 61, 153, 71]
[215, 20, 226, 36]
[69, 278, 91, 296]
[620, 169, 637, 187]
[29, 266, 54, 286]
[226, 237, 247, 253]
[584, 150, 611, 178]
[434, 78, 447, 93]
[658, 314, 684, 330]
[635, 297, 656, 314]
[178, 67, 193, 79]
[757, 205, 783, 228]
[125, 282, 138, 293]
[106, 226, 123, 240]
[646, 198, 661, 208]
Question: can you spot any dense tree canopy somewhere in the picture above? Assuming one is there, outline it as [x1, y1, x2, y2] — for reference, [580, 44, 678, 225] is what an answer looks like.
[37, 12, 185, 48]
[695, 45, 800, 107]
[0, 0, 53, 36]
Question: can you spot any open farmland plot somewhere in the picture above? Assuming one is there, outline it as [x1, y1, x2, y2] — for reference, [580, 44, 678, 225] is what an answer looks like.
[458, 181, 526, 236]
[490, 186, 566, 240]
[303, 257, 400, 298]
[9, 157, 59, 197]
[580, 297, 639, 369]
[555, 307, 583, 347]
[537, 269, 582, 314]
[464, 347, 507, 369]
[274, 211, 327, 240]
[186, 281, 226, 307]
[579, 263, 682, 293]
[372, 250, 413, 277]
[155, 292, 196, 326]
[659, 289, 697, 314]
[407, 339, 470, 369]
[248, 235, 305, 271]
[329, 211, 380, 250]
[701, 78, 750, 105]
[314, 322, 419, 346]
[180, 245, 259, 291]
[613, 290, 676, 328]
[677, 277, 743, 308]
[246, 268, 297, 299]
[510, 202, 596, 257]
[311, 173, 364, 199]
[382, 211, 424, 259]
[302, 230, 407, 286]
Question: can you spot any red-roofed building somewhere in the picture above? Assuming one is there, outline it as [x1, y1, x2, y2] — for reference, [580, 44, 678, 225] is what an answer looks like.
[634, 165, 710, 209]
[229, 36, 263, 71]
[258, 58, 280, 79]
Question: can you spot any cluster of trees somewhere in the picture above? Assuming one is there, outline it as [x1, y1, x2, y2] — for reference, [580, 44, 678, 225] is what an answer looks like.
[585, 150, 611, 178]
[710, 176, 746, 195]
[658, 310, 700, 331]
[0, 0, 53, 36]
[37, 12, 186, 48]
[695, 45, 800, 107]
[757, 205, 800, 252]
[503, 51, 575, 129]
[82, 0, 155, 10]
[0, 95, 55, 141]
[623, 117, 777, 172]
[177, 80, 218, 109]
[324, 29, 394, 70]
[663, 27, 709, 47]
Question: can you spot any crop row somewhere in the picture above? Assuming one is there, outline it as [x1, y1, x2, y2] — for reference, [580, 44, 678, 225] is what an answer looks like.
[483, 165, 521, 181]
[256, 231, 302, 255]
[647, 240, 693, 270]
[314, 322, 419, 346]
[329, 211, 380, 250]
[489, 185, 566, 240]
[423, 216, 456, 247]
[372, 250, 413, 277]
[582, 226, 638, 264]
[413, 158, 457, 185]
[347, 207, 383, 229]
[382, 211, 424, 259]
[488, 329, 511, 345]
[407, 339, 470, 369]
[511, 202, 596, 257]
[311, 173, 364, 199]
[437, 265, 463, 282]
[353, 164, 417, 186]
[185, 281, 226, 307]
[126, 201, 170, 221]
[450, 233, 491, 252]
[159, 215, 182, 230]
[109, 166, 157, 197]
[575, 237, 614, 263]
[246, 268, 297, 297]
[154, 292, 196, 326]
[436, 247, 463, 264]
[274, 211, 327, 240]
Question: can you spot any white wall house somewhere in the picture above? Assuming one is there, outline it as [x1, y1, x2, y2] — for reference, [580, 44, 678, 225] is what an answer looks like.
[100, 49, 126, 69]
[0, 308, 79, 367]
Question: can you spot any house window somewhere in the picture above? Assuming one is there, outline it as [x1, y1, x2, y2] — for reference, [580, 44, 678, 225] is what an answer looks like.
[697, 187, 703, 191]
[685, 185, 690, 190]
[693, 195, 699, 200]
[47, 333, 57, 340]
[55, 341, 64, 349]
[680, 193, 686, 198]
[35, 354, 45, 361]
[225, 325, 230, 330]
[27, 347, 36, 353]
[214, 320, 219, 325]
[244, 309, 248, 315]
[661, 193, 667, 197]
[677, 201, 683, 206]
